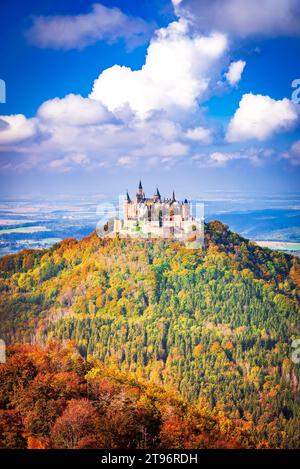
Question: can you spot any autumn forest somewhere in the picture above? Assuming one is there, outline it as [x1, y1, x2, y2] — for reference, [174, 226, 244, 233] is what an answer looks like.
[0, 221, 299, 448]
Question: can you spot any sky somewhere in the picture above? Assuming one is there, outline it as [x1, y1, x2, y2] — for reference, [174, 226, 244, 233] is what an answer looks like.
[0, 0, 299, 200]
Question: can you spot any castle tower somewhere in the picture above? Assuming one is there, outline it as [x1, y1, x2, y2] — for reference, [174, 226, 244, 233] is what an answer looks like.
[123, 190, 131, 220]
[138, 179, 142, 192]
[152, 187, 161, 202]
[182, 198, 190, 220]
[135, 180, 145, 203]
[112, 183, 197, 242]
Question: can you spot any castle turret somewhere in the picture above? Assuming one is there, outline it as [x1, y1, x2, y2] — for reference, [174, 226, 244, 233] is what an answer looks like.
[153, 187, 161, 202]
[112, 184, 198, 242]
[135, 180, 145, 202]
[169, 190, 176, 206]
[124, 190, 132, 220]
[126, 190, 131, 202]
[182, 198, 190, 220]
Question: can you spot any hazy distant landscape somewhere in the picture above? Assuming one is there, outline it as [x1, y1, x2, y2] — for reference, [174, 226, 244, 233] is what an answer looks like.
[0, 192, 299, 256]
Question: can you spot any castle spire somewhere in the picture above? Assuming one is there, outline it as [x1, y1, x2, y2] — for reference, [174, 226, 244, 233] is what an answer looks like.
[156, 187, 161, 199]
[126, 190, 131, 202]
[136, 179, 145, 201]
[172, 190, 176, 201]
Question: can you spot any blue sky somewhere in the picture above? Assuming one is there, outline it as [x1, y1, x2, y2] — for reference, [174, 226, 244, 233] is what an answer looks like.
[0, 0, 299, 199]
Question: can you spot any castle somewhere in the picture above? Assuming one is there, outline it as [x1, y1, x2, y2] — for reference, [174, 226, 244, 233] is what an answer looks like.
[112, 181, 203, 243]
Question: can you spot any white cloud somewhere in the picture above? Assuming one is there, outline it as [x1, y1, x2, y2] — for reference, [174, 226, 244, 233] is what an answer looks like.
[37, 94, 112, 126]
[291, 140, 300, 159]
[2, 8, 299, 175]
[185, 126, 212, 143]
[118, 155, 137, 167]
[48, 159, 70, 172]
[173, 0, 300, 37]
[69, 152, 90, 165]
[281, 140, 300, 165]
[90, 19, 227, 118]
[225, 60, 246, 85]
[0, 16, 229, 172]
[191, 147, 274, 167]
[0, 113, 190, 171]
[0, 115, 37, 145]
[226, 93, 298, 142]
[210, 151, 232, 165]
[191, 150, 242, 167]
[27, 3, 153, 50]
[48, 152, 90, 172]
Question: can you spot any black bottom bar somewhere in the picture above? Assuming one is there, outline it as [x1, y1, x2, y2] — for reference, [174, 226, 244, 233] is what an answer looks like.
[0, 449, 299, 467]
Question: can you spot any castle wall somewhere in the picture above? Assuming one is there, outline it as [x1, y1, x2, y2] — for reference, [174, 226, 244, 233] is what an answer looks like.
[117, 187, 199, 243]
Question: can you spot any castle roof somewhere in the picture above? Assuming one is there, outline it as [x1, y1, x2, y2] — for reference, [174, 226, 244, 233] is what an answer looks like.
[129, 182, 188, 205]
[155, 187, 161, 198]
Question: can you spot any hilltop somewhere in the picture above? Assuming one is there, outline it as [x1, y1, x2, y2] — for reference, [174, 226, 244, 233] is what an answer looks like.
[0, 221, 299, 448]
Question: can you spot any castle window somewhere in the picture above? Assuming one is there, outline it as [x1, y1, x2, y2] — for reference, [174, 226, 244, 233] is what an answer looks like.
[159, 210, 163, 227]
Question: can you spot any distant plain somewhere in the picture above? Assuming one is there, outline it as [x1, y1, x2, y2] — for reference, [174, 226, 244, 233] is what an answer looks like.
[0, 192, 299, 255]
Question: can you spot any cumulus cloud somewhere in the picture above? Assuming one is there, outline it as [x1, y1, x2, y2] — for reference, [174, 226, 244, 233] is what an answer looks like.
[226, 93, 298, 142]
[0, 113, 191, 171]
[191, 147, 274, 167]
[281, 140, 300, 165]
[191, 150, 243, 167]
[118, 155, 137, 167]
[0, 115, 37, 145]
[225, 60, 246, 86]
[210, 151, 233, 165]
[37, 94, 112, 126]
[2, 6, 298, 174]
[185, 126, 212, 143]
[172, 0, 300, 37]
[48, 152, 90, 172]
[27, 3, 154, 50]
[0, 17, 227, 170]
[290, 140, 300, 161]
[90, 19, 228, 118]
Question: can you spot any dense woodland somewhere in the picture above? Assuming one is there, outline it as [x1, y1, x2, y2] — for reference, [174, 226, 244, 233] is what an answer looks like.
[0, 342, 248, 449]
[0, 221, 299, 448]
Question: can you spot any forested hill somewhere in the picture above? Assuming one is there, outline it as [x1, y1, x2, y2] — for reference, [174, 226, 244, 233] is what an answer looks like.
[0, 221, 300, 447]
